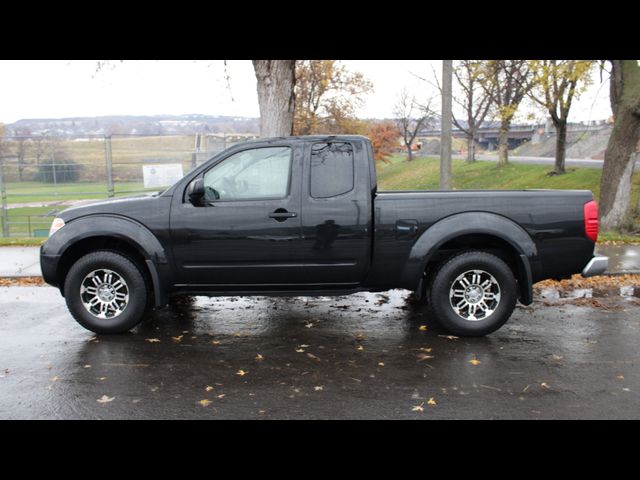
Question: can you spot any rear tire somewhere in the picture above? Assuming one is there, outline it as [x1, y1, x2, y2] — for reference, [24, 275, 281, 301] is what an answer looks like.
[64, 250, 148, 334]
[428, 251, 517, 336]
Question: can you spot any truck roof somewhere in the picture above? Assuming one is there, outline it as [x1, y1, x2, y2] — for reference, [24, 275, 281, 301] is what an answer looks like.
[236, 134, 370, 146]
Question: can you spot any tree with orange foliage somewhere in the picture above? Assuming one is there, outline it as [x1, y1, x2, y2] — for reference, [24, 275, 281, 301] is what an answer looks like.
[368, 121, 400, 164]
[294, 60, 372, 135]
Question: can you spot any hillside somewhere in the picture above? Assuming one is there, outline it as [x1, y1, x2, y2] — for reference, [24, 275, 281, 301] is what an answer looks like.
[5, 114, 260, 137]
[512, 125, 611, 159]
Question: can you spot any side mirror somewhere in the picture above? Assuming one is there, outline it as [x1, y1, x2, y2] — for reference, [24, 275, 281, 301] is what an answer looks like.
[187, 178, 205, 206]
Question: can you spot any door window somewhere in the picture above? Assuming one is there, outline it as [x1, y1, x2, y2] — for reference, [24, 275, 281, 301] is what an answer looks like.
[203, 146, 291, 202]
[310, 142, 354, 198]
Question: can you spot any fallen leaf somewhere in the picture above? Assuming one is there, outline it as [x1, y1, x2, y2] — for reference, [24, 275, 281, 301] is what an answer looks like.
[420, 347, 433, 353]
[356, 345, 364, 351]
[97, 395, 115, 404]
[314, 386, 324, 391]
[145, 338, 161, 343]
[198, 399, 212, 407]
[205, 386, 214, 392]
[378, 362, 385, 367]
[469, 358, 481, 366]
[412, 403, 424, 412]
[438, 335, 459, 340]
[540, 382, 550, 390]
[211, 340, 221, 345]
[172, 335, 183, 343]
[417, 353, 434, 361]
[255, 354, 264, 361]
[419, 325, 428, 331]
[295, 348, 305, 353]
[427, 397, 437, 406]
[236, 369, 247, 376]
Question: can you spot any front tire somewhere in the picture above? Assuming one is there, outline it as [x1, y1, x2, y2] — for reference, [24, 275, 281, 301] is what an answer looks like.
[64, 250, 148, 334]
[429, 251, 517, 336]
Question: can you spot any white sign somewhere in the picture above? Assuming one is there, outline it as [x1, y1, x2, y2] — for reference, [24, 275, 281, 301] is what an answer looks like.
[142, 164, 184, 188]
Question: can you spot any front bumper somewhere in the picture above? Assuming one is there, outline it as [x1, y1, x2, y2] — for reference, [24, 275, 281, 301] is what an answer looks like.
[40, 245, 61, 288]
[581, 255, 608, 277]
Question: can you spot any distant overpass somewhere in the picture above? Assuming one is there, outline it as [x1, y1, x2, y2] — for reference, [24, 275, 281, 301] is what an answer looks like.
[418, 121, 610, 151]
[419, 124, 538, 150]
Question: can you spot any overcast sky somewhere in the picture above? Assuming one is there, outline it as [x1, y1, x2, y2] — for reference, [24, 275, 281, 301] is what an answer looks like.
[0, 60, 612, 124]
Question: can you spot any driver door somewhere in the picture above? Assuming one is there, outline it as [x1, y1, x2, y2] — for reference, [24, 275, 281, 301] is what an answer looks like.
[170, 144, 305, 288]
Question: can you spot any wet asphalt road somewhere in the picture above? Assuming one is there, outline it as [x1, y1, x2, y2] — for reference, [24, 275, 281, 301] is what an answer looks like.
[1, 286, 639, 419]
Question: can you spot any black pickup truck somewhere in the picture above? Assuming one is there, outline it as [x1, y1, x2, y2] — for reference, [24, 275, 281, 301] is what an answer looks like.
[40, 135, 607, 336]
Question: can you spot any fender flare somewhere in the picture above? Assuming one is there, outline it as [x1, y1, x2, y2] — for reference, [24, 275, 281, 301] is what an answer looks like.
[42, 214, 168, 306]
[400, 212, 537, 304]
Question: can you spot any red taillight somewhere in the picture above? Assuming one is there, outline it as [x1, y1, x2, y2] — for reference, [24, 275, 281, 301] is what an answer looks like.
[584, 200, 599, 242]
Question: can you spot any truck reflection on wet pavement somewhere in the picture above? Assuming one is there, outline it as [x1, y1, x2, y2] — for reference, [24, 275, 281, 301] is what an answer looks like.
[0, 286, 639, 419]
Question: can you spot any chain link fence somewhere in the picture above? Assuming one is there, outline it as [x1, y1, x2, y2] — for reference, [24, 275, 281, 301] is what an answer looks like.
[0, 133, 257, 237]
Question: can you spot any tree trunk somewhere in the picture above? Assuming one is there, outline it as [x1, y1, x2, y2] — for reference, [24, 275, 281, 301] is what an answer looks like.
[466, 135, 475, 163]
[406, 142, 413, 161]
[553, 119, 567, 174]
[252, 60, 296, 137]
[600, 107, 640, 230]
[600, 60, 640, 231]
[498, 119, 510, 166]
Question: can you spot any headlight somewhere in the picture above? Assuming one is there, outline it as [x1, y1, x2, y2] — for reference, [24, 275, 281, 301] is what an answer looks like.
[49, 218, 65, 236]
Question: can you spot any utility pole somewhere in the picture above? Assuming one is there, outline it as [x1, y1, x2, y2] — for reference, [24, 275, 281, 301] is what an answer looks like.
[440, 60, 453, 190]
[104, 135, 114, 198]
[0, 156, 8, 237]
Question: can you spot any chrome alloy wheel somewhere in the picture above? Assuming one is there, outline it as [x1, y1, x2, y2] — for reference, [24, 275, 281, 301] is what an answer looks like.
[80, 269, 129, 319]
[449, 269, 501, 321]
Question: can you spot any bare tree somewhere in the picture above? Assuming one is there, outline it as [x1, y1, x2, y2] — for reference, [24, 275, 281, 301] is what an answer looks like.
[424, 61, 494, 163]
[32, 133, 48, 166]
[452, 61, 494, 163]
[14, 128, 31, 181]
[394, 89, 433, 162]
[477, 60, 533, 166]
[599, 60, 640, 231]
[252, 60, 296, 137]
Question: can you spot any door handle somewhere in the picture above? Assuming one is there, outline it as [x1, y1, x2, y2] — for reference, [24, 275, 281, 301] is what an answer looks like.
[269, 209, 297, 222]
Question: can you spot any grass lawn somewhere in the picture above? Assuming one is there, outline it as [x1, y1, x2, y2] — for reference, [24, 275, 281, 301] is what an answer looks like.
[5, 181, 162, 204]
[376, 155, 618, 197]
[0, 237, 47, 246]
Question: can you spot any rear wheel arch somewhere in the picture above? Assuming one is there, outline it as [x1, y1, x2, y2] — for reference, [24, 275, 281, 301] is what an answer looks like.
[403, 213, 536, 304]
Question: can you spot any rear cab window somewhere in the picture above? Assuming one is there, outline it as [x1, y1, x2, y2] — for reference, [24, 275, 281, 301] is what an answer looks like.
[310, 142, 354, 198]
